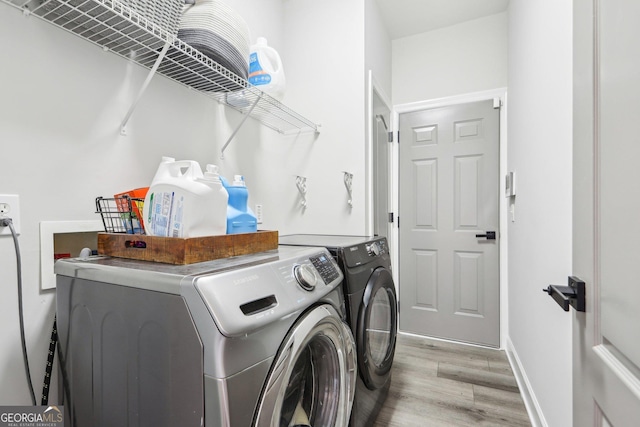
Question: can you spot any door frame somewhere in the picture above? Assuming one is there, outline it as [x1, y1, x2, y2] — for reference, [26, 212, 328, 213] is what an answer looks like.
[366, 71, 394, 253]
[392, 88, 509, 348]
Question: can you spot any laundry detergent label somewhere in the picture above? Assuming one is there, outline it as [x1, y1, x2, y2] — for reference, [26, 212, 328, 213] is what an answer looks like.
[171, 195, 185, 238]
[149, 191, 177, 237]
[248, 52, 272, 86]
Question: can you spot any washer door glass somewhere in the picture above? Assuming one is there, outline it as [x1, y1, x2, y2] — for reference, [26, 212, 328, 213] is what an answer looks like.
[280, 337, 337, 426]
[254, 305, 356, 427]
[357, 267, 398, 390]
[368, 286, 393, 366]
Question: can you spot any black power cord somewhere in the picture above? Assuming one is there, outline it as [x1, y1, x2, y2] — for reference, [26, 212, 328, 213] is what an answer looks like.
[41, 316, 57, 405]
[1, 217, 37, 406]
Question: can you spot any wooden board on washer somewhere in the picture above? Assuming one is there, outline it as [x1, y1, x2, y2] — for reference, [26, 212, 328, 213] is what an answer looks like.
[97, 230, 278, 265]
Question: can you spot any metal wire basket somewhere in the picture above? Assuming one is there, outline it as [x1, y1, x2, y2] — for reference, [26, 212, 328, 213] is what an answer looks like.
[96, 195, 145, 234]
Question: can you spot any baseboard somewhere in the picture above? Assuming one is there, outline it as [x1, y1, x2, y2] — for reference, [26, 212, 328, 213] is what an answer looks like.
[505, 336, 547, 427]
[397, 330, 500, 350]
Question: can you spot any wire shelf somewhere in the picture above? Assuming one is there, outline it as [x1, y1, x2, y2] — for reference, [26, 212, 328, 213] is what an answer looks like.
[96, 195, 145, 234]
[4, 0, 319, 135]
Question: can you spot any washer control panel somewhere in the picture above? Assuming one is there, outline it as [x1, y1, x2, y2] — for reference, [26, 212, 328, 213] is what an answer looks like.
[194, 247, 344, 337]
[309, 253, 341, 284]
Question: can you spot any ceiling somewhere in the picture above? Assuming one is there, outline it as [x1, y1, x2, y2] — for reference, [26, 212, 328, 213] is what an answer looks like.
[375, 0, 510, 40]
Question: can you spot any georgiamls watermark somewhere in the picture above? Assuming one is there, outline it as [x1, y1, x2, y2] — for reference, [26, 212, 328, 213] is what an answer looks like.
[0, 406, 63, 427]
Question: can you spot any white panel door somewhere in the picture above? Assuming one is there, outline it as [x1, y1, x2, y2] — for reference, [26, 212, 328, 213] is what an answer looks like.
[398, 100, 500, 347]
[573, 0, 640, 425]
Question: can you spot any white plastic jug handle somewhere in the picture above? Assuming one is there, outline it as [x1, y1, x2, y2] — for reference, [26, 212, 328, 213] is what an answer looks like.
[273, 50, 283, 73]
[165, 160, 203, 180]
[265, 47, 283, 73]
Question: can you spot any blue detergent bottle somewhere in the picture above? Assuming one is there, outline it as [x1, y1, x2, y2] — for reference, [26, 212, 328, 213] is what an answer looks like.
[221, 175, 258, 234]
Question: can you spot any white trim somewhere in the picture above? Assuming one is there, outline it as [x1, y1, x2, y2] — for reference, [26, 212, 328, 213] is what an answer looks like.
[366, 70, 393, 238]
[370, 71, 393, 120]
[399, 330, 496, 351]
[394, 87, 509, 114]
[365, 70, 374, 236]
[392, 87, 509, 347]
[594, 344, 640, 402]
[505, 336, 547, 427]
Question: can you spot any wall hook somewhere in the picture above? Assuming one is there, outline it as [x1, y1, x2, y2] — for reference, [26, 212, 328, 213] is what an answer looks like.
[296, 176, 307, 208]
[343, 171, 353, 207]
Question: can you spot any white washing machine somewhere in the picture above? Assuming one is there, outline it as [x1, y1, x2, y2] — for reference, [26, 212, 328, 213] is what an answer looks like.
[55, 246, 356, 426]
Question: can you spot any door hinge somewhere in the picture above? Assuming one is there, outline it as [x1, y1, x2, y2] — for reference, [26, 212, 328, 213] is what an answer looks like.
[397, 216, 400, 228]
[387, 131, 393, 143]
[397, 131, 400, 143]
[388, 212, 394, 223]
[493, 97, 502, 109]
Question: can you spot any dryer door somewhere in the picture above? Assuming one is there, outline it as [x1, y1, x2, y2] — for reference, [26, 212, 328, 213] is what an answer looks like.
[254, 305, 357, 427]
[357, 267, 398, 390]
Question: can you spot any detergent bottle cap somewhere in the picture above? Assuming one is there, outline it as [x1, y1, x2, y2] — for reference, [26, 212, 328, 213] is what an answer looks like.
[232, 175, 246, 186]
[204, 164, 222, 182]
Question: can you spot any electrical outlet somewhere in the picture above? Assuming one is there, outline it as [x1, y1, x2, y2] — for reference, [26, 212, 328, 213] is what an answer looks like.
[255, 204, 263, 224]
[0, 194, 20, 235]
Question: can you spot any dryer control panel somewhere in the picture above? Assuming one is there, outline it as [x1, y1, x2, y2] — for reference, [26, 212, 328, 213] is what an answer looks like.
[342, 237, 390, 267]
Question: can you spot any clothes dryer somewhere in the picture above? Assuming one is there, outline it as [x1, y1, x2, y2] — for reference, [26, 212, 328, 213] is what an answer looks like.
[55, 246, 356, 427]
[279, 235, 398, 427]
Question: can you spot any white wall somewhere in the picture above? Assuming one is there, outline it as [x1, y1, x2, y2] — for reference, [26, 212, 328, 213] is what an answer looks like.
[506, 1, 573, 426]
[0, 0, 368, 405]
[247, 0, 367, 235]
[392, 12, 508, 105]
[202, 0, 368, 236]
[365, 0, 392, 98]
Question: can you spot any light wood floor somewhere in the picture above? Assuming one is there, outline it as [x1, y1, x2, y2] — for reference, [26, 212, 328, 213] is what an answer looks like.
[374, 334, 532, 427]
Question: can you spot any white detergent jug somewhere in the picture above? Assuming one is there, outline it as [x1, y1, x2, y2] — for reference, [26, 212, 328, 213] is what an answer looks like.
[248, 37, 286, 99]
[143, 158, 228, 238]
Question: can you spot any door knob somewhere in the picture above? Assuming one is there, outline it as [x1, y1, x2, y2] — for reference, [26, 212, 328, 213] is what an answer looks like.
[542, 276, 586, 312]
[475, 231, 496, 240]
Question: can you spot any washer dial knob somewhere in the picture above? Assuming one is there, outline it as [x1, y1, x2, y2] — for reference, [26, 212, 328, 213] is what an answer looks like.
[293, 264, 317, 291]
[367, 242, 381, 256]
